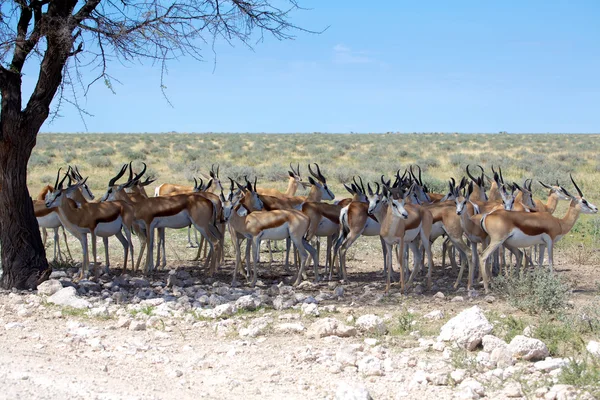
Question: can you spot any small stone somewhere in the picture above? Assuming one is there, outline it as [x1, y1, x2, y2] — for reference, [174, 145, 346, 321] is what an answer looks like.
[357, 356, 382, 376]
[5, 322, 25, 330]
[333, 286, 344, 298]
[503, 382, 523, 398]
[438, 306, 493, 350]
[508, 335, 550, 361]
[451, 369, 467, 384]
[48, 287, 91, 309]
[424, 310, 444, 320]
[429, 373, 449, 386]
[274, 323, 305, 334]
[355, 314, 387, 335]
[523, 325, 534, 337]
[433, 292, 445, 299]
[213, 303, 236, 318]
[459, 378, 485, 397]
[364, 338, 378, 346]
[534, 358, 568, 372]
[452, 296, 465, 302]
[301, 303, 319, 317]
[482, 335, 508, 353]
[129, 320, 146, 331]
[413, 285, 424, 295]
[37, 279, 63, 296]
[490, 346, 515, 368]
[335, 381, 372, 400]
[116, 317, 131, 329]
[586, 341, 600, 358]
[484, 295, 496, 303]
[306, 318, 357, 338]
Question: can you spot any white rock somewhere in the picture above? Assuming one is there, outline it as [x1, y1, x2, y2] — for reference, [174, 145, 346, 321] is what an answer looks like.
[306, 318, 357, 338]
[274, 323, 305, 334]
[239, 316, 272, 338]
[355, 314, 387, 335]
[433, 341, 446, 352]
[508, 335, 550, 361]
[544, 384, 577, 400]
[335, 381, 372, 400]
[235, 295, 261, 311]
[336, 347, 358, 367]
[37, 279, 63, 296]
[433, 292, 445, 299]
[534, 358, 568, 372]
[214, 303, 237, 318]
[424, 310, 445, 320]
[437, 306, 493, 350]
[587, 340, 600, 358]
[482, 335, 508, 353]
[115, 317, 131, 329]
[364, 338, 378, 346]
[451, 369, 467, 383]
[490, 346, 515, 367]
[459, 378, 485, 397]
[301, 303, 319, 317]
[523, 325, 534, 337]
[357, 356, 382, 376]
[48, 287, 91, 309]
[428, 373, 449, 386]
[5, 322, 25, 330]
[503, 381, 523, 398]
[452, 296, 465, 302]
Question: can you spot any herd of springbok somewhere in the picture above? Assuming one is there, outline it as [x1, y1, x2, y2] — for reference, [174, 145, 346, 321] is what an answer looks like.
[35, 162, 597, 293]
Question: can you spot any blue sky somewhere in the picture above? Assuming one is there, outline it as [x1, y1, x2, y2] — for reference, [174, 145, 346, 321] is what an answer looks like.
[32, 0, 600, 133]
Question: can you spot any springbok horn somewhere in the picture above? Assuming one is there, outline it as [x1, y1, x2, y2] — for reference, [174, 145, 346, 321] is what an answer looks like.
[54, 168, 62, 189]
[570, 174, 584, 198]
[367, 182, 373, 196]
[315, 163, 326, 183]
[466, 165, 477, 182]
[108, 164, 127, 187]
[375, 182, 380, 195]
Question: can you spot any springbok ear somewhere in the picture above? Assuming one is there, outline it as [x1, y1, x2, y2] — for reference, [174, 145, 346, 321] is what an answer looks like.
[308, 176, 316, 185]
[288, 171, 294, 178]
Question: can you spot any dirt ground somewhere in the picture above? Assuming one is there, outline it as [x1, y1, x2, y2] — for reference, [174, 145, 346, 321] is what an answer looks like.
[0, 243, 599, 400]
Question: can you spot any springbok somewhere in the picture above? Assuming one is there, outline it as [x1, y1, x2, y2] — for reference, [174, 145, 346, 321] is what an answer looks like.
[228, 180, 317, 286]
[479, 175, 597, 290]
[45, 172, 135, 279]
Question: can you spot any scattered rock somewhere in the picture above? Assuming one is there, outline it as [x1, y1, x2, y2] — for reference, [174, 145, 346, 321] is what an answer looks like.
[484, 295, 496, 303]
[451, 296, 465, 302]
[115, 317, 131, 329]
[534, 357, 568, 372]
[129, 320, 146, 331]
[355, 315, 387, 335]
[459, 378, 485, 397]
[333, 286, 344, 298]
[544, 384, 577, 400]
[5, 322, 25, 330]
[433, 292, 445, 299]
[482, 335, 508, 353]
[424, 310, 444, 320]
[335, 381, 372, 400]
[587, 340, 600, 358]
[357, 356, 382, 376]
[490, 346, 515, 368]
[502, 381, 523, 398]
[239, 316, 272, 338]
[301, 303, 319, 317]
[438, 306, 493, 350]
[235, 295, 261, 311]
[213, 303, 236, 318]
[306, 318, 357, 338]
[508, 335, 550, 361]
[274, 323, 305, 334]
[428, 373, 449, 386]
[48, 287, 91, 309]
[450, 369, 467, 384]
[37, 279, 63, 296]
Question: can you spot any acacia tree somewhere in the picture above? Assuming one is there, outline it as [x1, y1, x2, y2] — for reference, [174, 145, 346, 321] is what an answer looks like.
[0, 0, 312, 289]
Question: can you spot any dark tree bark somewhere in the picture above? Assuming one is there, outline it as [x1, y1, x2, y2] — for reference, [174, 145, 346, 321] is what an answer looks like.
[0, 0, 315, 289]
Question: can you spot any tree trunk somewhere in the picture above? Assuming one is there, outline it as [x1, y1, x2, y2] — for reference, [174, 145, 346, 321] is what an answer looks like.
[0, 121, 50, 289]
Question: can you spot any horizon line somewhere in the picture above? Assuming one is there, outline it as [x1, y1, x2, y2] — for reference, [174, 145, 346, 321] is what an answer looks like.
[39, 131, 600, 135]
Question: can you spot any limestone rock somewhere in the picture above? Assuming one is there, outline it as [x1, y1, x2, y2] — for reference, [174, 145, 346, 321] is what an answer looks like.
[355, 314, 387, 335]
[48, 287, 91, 309]
[37, 279, 63, 296]
[482, 335, 508, 353]
[306, 318, 357, 338]
[335, 382, 372, 400]
[438, 306, 493, 350]
[508, 335, 550, 361]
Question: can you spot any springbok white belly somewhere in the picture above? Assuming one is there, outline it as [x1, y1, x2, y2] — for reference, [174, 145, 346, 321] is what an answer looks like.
[95, 216, 123, 237]
[152, 210, 191, 230]
[316, 218, 338, 236]
[404, 223, 422, 242]
[504, 228, 549, 248]
[37, 213, 61, 229]
[260, 222, 290, 241]
[430, 221, 445, 240]
[363, 218, 381, 236]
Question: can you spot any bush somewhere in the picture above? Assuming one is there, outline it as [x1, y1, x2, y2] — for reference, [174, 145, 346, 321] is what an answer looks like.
[493, 268, 570, 315]
[416, 157, 440, 170]
[29, 153, 52, 167]
[63, 152, 76, 164]
[89, 156, 112, 168]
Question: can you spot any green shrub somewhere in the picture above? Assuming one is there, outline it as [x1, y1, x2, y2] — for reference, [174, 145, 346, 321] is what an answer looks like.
[493, 269, 570, 315]
[89, 156, 112, 168]
[29, 154, 52, 167]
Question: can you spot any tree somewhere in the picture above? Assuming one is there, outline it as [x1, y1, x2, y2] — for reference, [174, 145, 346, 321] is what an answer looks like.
[0, 0, 314, 289]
